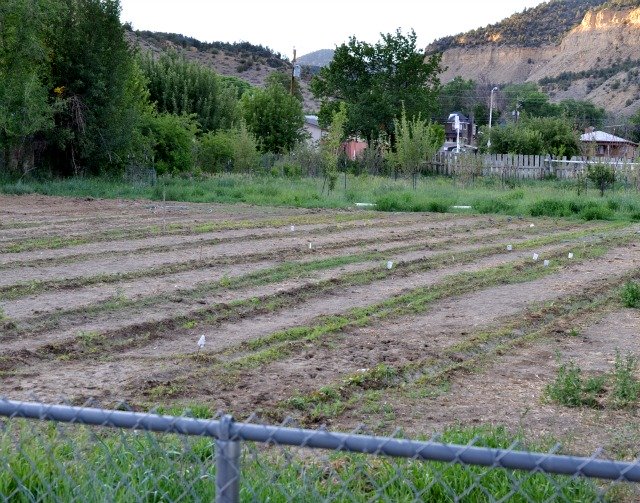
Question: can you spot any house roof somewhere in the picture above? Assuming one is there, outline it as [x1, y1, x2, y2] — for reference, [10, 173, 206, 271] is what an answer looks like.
[304, 115, 320, 128]
[447, 112, 470, 123]
[580, 131, 637, 145]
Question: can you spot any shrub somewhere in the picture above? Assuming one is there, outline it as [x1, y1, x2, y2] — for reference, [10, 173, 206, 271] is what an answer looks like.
[546, 361, 584, 407]
[612, 350, 640, 407]
[587, 163, 615, 196]
[528, 199, 571, 218]
[546, 358, 608, 408]
[197, 131, 234, 173]
[579, 204, 614, 221]
[621, 281, 640, 308]
[145, 113, 199, 175]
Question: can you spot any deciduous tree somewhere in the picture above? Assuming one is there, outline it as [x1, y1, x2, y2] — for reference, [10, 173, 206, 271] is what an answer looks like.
[311, 29, 442, 142]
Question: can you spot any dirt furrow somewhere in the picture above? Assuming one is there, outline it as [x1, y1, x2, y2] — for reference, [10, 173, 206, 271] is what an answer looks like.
[0, 216, 530, 289]
[4, 244, 637, 405]
[0, 214, 447, 268]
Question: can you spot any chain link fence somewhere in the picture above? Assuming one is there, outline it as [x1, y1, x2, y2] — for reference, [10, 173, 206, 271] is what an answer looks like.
[1, 399, 639, 502]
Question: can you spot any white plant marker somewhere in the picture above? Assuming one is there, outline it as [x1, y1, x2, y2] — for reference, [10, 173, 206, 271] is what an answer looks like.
[197, 335, 206, 352]
[506, 245, 513, 251]
[532, 253, 539, 261]
[386, 261, 394, 270]
[530, 224, 535, 228]
[568, 253, 574, 259]
[543, 260, 550, 267]
[290, 225, 295, 232]
[308, 242, 312, 250]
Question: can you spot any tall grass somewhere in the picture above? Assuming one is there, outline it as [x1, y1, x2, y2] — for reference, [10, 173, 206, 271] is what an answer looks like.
[0, 421, 598, 501]
[2, 173, 640, 221]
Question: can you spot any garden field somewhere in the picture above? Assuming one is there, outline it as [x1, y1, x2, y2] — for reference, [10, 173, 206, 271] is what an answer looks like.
[1, 193, 639, 460]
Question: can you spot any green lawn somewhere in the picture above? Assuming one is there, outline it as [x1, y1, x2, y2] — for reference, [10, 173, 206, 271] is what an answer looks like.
[2, 173, 640, 221]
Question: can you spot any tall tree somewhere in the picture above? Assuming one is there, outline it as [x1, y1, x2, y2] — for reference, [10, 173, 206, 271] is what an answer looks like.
[240, 83, 304, 153]
[140, 51, 239, 133]
[0, 0, 57, 175]
[45, 0, 150, 175]
[311, 29, 442, 142]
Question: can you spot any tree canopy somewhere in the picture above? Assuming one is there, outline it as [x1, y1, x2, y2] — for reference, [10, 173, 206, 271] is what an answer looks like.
[311, 29, 442, 142]
[240, 83, 304, 153]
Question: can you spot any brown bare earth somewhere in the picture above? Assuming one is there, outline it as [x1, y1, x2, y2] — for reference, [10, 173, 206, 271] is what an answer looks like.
[1, 194, 639, 462]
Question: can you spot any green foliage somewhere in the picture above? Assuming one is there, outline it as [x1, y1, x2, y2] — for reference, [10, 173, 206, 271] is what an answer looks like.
[241, 83, 304, 153]
[0, 0, 58, 175]
[612, 350, 640, 407]
[621, 281, 640, 308]
[388, 108, 444, 181]
[587, 163, 615, 196]
[487, 117, 579, 156]
[197, 130, 234, 173]
[196, 122, 259, 174]
[133, 30, 287, 67]
[230, 121, 260, 172]
[144, 113, 198, 175]
[266, 71, 302, 102]
[428, 0, 603, 51]
[45, 0, 152, 175]
[438, 77, 477, 119]
[139, 51, 239, 133]
[500, 84, 605, 132]
[321, 103, 348, 191]
[546, 359, 608, 409]
[312, 29, 442, 142]
[0, 422, 597, 502]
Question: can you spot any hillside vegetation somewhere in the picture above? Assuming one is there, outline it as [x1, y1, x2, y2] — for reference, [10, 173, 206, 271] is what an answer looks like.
[129, 29, 319, 111]
[427, 0, 604, 52]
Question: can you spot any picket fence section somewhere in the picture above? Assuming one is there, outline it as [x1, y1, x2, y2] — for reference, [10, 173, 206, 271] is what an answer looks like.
[433, 153, 640, 181]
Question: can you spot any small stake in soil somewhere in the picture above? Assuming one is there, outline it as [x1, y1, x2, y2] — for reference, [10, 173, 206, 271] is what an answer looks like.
[543, 260, 550, 267]
[532, 253, 539, 261]
[308, 242, 312, 250]
[290, 225, 295, 232]
[386, 261, 394, 270]
[506, 245, 513, 251]
[568, 252, 574, 259]
[197, 335, 206, 353]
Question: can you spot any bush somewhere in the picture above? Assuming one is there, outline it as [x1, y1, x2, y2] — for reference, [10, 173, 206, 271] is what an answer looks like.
[528, 199, 571, 218]
[197, 131, 234, 173]
[545, 359, 607, 408]
[579, 204, 614, 221]
[612, 350, 640, 407]
[587, 163, 615, 196]
[621, 281, 640, 308]
[145, 113, 199, 175]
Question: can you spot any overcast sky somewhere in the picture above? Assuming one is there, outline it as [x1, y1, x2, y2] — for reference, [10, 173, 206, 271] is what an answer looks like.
[120, 0, 548, 57]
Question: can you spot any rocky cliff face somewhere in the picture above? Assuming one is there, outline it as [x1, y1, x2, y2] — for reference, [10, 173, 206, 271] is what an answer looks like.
[434, 7, 640, 115]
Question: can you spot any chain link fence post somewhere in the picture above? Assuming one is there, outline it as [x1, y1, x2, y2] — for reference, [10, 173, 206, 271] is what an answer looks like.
[216, 414, 240, 503]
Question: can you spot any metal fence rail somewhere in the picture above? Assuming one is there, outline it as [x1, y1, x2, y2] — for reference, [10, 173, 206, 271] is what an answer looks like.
[1, 399, 639, 502]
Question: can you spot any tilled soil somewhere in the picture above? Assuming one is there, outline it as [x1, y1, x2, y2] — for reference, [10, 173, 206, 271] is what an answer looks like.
[1, 194, 639, 457]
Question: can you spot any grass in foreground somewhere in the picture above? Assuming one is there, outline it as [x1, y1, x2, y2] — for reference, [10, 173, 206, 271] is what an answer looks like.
[2, 173, 640, 221]
[0, 421, 601, 502]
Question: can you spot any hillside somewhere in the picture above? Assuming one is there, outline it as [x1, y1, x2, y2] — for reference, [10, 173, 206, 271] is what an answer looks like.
[297, 49, 334, 67]
[429, 1, 640, 115]
[127, 29, 320, 112]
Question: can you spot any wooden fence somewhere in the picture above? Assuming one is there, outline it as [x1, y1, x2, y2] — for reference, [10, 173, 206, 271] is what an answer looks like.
[432, 153, 640, 181]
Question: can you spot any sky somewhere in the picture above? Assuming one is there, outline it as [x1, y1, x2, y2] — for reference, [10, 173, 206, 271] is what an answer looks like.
[119, 0, 548, 57]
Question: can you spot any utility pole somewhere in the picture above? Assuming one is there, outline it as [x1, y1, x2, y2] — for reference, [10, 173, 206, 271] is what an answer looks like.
[290, 47, 298, 96]
[488, 86, 498, 149]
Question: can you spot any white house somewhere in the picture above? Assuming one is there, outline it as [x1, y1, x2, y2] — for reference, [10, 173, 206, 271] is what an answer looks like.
[303, 115, 324, 145]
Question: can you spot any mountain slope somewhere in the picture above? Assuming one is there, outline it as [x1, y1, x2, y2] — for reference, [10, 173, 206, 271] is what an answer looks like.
[429, 1, 640, 115]
[297, 49, 334, 67]
[127, 29, 320, 112]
